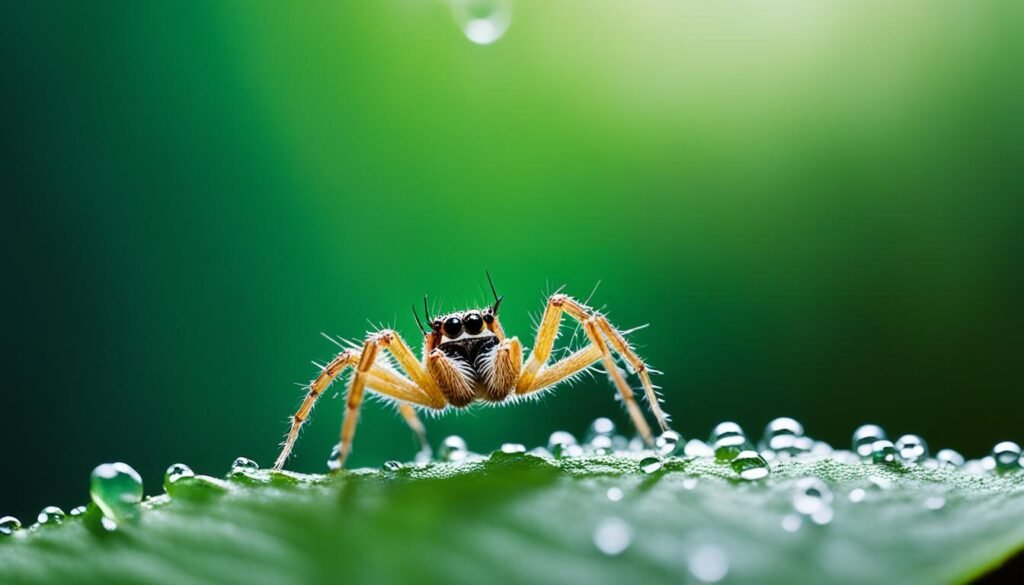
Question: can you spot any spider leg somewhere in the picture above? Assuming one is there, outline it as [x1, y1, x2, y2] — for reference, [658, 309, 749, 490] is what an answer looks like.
[274, 329, 444, 471]
[397, 402, 430, 455]
[516, 293, 670, 444]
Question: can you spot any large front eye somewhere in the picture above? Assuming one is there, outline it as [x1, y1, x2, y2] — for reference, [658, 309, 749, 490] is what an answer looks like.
[463, 312, 484, 335]
[442, 317, 463, 338]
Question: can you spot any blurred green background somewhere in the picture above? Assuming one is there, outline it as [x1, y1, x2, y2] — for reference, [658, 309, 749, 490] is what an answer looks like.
[2, 1, 1022, 522]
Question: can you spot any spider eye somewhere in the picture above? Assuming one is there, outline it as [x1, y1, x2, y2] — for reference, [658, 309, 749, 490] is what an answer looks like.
[483, 311, 494, 324]
[464, 313, 484, 335]
[432, 320, 442, 332]
[442, 317, 463, 338]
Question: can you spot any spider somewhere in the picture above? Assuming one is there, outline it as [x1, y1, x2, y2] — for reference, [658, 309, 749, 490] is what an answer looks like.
[273, 274, 672, 470]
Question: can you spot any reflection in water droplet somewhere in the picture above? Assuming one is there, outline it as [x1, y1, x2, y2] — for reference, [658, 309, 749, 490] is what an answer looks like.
[37, 506, 65, 526]
[606, 487, 624, 502]
[871, 440, 898, 465]
[450, 0, 512, 45]
[639, 456, 663, 474]
[164, 463, 195, 491]
[90, 462, 143, 523]
[894, 434, 928, 464]
[992, 441, 1022, 472]
[852, 424, 887, 458]
[0, 516, 21, 536]
[230, 457, 259, 474]
[935, 449, 965, 468]
[688, 545, 729, 583]
[655, 430, 682, 456]
[500, 443, 526, 454]
[731, 450, 770, 480]
[593, 518, 632, 556]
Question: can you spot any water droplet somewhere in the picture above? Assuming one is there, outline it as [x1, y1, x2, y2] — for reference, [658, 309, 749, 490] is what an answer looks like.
[90, 463, 143, 523]
[710, 422, 749, 462]
[449, 0, 511, 45]
[655, 430, 683, 456]
[762, 417, 805, 455]
[0, 516, 21, 536]
[871, 439, 898, 465]
[500, 443, 526, 454]
[36, 506, 65, 526]
[688, 545, 729, 583]
[163, 463, 195, 491]
[811, 441, 834, 457]
[731, 450, 770, 480]
[230, 457, 259, 474]
[924, 496, 946, 510]
[894, 434, 928, 464]
[589, 434, 614, 455]
[848, 488, 866, 503]
[593, 518, 632, 556]
[639, 456, 663, 474]
[852, 424, 887, 458]
[69, 506, 87, 517]
[327, 444, 342, 471]
[440, 435, 469, 462]
[586, 417, 616, 440]
[382, 460, 403, 471]
[684, 439, 715, 458]
[992, 441, 1022, 472]
[935, 448, 965, 468]
[792, 477, 834, 525]
[781, 514, 802, 532]
[547, 431, 578, 458]
[606, 487, 624, 502]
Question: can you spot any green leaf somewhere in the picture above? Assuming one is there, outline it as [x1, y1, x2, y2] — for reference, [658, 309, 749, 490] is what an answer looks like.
[2, 453, 1022, 585]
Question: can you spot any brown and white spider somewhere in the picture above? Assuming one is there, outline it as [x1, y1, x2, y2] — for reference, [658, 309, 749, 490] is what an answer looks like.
[273, 274, 672, 470]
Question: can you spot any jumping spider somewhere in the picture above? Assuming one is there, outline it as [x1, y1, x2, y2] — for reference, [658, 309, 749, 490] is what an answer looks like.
[274, 274, 672, 470]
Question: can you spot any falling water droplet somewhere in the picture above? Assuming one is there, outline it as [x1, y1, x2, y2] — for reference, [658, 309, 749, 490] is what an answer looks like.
[688, 545, 730, 583]
[731, 450, 770, 480]
[871, 440, 898, 465]
[449, 0, 512, 45]
[655, 430, 683, 456]
[500, 443, 526, 454]
[163, 463, 195, 491]
[69, 506, 87, 517]
[894, 434, 928, 464]
[90, 463, 143, 523]
[0, 516, 21, 536]
[639, 456, 663, 474]
[327, 444, 342, 471]
[593, 518, 632, 556]
[230, 457, 259, 474]
[440, 435, 469, 462]
[36, 506, 65, 526]
[935, 449, 965, 468]
[992, 441, 1022, 472]
[606, 487, 624, 502]
[710, 422, 748, 462]
[852, 424, 887, 458]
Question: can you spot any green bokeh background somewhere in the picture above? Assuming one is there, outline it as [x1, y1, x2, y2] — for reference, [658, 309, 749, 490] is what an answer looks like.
[3, 1, 1022, 521]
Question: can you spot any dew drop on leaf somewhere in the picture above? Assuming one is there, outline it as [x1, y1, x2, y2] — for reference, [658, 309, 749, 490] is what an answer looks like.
[90, 463, 143, 523]
[36, 506, 65, 526]
[731, 450, 770, 480]
[0, 516, 21, 536]
[895, 434, 929, 464]
[852, 424, 887, 458]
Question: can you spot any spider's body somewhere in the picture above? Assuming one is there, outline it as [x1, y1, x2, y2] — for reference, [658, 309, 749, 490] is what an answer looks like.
[273, 275, 672, 471]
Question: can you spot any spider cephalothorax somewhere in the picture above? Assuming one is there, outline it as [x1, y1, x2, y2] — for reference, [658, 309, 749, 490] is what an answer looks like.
[273, 273, 672, 471]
